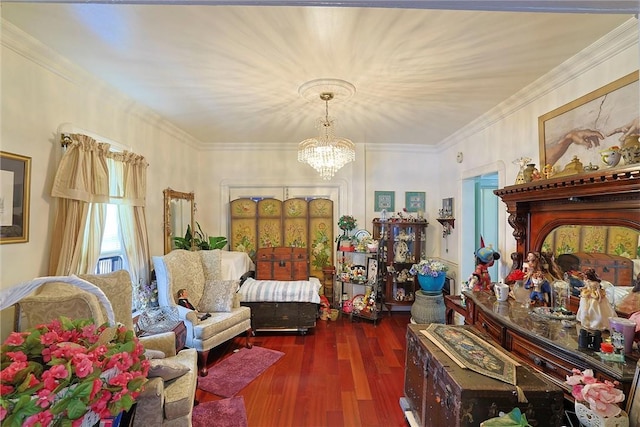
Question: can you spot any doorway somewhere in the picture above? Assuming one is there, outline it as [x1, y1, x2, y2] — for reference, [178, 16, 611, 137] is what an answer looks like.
[461, 172, 499, 284]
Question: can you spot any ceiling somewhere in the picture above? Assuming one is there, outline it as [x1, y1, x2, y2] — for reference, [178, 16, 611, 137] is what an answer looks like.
[2, 1, 636, 147]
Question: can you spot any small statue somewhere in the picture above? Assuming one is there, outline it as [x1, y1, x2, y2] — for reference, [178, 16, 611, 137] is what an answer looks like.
[576, 268, 617, 330]
[468, 246, 501, 292]
[525, 271, 551, 306]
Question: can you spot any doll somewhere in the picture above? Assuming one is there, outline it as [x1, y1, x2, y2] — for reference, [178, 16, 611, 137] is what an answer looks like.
[576, 268, 616, 330]
[176, 289, 210, 320]
[468, 246, 501, 292]
[526, 271, 551, 306]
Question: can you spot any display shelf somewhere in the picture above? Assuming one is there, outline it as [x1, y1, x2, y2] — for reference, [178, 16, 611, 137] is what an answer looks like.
[372, 219, 428, 312]
[335, 249, 381, 323]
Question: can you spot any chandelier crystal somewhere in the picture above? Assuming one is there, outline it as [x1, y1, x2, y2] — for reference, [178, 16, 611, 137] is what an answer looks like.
[298, 92, 355, 180]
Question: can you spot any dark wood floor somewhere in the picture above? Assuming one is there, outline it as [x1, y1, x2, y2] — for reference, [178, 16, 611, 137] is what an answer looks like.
[196, 312, 412, 427]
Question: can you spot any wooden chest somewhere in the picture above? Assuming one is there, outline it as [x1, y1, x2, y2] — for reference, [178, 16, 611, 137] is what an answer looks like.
[241, 301, 317, 333]
[403, 324, 564, 427]
[255, 247, 309, 281]
[557, 252, 633, 286]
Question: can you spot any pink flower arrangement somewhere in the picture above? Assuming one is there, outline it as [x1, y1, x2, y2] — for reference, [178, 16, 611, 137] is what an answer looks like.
[566, 368, 625, 418]
[0, 317, 149, 427]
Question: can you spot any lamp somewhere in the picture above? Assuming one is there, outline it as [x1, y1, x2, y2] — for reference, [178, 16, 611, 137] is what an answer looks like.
[298, 79, 355, 180]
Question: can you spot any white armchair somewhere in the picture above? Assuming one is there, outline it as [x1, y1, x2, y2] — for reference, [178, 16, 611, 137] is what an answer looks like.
[152, 249, 253, 376]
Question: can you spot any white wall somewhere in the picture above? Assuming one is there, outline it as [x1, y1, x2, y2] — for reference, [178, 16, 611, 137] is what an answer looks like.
[0, 22, 201, 337]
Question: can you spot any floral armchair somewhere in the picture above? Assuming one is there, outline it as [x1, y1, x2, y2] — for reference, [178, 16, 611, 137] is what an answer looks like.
[15, 270, 198, 427]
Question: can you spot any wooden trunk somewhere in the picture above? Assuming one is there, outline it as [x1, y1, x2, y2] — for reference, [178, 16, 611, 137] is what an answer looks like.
[404, 324, 564, 427]
[241, 302, 317, 333]
[557, 252, 633, 286]
[255, 247, 309, 281]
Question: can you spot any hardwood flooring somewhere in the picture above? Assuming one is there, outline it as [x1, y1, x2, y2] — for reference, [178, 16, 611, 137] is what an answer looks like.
[195, 312, 412, 427]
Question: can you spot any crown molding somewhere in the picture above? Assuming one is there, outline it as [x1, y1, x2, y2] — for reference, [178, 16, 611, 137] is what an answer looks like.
[1, 19, 203, 150]
[438, 17, 639, 151]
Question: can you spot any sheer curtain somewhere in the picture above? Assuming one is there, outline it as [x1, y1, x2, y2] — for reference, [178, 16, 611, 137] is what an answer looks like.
[49, 134, 150, 287]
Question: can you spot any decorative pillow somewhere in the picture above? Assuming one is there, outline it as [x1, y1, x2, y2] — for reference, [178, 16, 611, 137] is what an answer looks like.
[144, 349, 166, 360]
[197, 279, 239, 313]
[148, 359, 190, 381]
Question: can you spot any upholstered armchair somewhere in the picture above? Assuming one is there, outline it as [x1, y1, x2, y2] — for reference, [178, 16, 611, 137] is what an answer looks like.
[152, 249, 253, 375]
[16, 270, 198, 427]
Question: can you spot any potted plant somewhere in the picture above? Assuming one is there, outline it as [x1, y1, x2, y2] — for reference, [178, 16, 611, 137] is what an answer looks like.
[336, 215, 357, 250]
[409, 259, 449, 293]
[173, 222, 228, 251]
[0, 317, 149, 426]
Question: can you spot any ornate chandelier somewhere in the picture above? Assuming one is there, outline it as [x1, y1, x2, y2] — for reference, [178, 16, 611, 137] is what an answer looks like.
[298, 80, 355, 180]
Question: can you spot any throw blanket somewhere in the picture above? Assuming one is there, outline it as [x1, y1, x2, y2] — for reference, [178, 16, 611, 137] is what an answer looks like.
[239, 277, 321, 304]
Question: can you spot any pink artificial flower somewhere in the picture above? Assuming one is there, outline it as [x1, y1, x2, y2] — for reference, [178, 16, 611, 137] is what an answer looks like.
[36, 388, 55, 408]
[72, 353, 94, 378]
[0, 406, 7, 421]
[40, 330, 60, 346]
[41, 364, 69, 390]
[0, 361, 28, 382]
[108, 371, 133, 390]
[24, 409, 53, 427]
[4, 332, 25, 346]
[106, 352, 133, 372]
[89, 378, 102, 400]
[91, 390, 113, 418]
[0, 384, 14, 395]
[5, 351, 27, 363]
[566, 368, 625, 418]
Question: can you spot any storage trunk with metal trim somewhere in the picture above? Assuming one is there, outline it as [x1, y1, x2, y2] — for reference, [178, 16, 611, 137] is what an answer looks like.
[255, 247, 309, 281]
[404, 324, 564, 427]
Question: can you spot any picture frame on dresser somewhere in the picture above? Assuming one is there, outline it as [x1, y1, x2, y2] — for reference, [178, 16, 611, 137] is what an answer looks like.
[538, 71, 639, 170]
[0, 151, 31, 244]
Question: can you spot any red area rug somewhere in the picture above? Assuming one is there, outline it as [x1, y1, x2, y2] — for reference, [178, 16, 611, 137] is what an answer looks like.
[197, 346, 284, 397]
[192, 397, 248, 427]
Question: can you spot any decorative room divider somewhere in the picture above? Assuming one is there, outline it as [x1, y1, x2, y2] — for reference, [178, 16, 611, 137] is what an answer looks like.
[229, 198, 333, 278]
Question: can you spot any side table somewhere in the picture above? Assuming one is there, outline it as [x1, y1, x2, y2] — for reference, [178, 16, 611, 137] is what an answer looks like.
[444, 294, 468, 325]
[138, 321, 186, 353]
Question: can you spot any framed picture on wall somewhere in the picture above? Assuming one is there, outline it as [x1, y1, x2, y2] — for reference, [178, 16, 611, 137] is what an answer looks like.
[441, 197, 454, 217]
[538, 71, 639, 171]
[1, 151, 31, 244]
[374, 191, 395, 212]
[405, 192, 425, 213]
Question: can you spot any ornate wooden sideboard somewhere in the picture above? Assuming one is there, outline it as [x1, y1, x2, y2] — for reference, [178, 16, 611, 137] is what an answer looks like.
[494, 164, 640, 313]
[464, 291, 637, 406]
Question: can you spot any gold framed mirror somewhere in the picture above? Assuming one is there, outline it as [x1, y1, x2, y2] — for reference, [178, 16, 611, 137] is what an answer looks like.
[163, 188, 195, 254]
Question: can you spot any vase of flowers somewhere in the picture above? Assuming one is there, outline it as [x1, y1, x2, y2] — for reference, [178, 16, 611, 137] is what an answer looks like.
[0, 317, 149, 427]
[566, 368, 628, 427]
[409, 259, 449, 293]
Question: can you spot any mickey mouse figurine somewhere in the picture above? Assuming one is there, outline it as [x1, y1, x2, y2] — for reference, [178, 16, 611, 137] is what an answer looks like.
[468, 246, 501, 292]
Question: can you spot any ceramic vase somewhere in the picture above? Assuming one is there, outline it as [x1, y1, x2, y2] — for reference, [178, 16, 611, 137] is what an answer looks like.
[574, 401, 629, 427]
[523, 163, 536, 183]
[417, 272, 446, 293]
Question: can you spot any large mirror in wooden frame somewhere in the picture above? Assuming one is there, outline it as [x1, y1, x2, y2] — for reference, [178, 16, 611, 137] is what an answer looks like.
[163, 188, 195, 254]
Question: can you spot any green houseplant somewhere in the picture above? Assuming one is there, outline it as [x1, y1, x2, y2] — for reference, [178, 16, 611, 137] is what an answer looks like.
[173, 222, 227, 250]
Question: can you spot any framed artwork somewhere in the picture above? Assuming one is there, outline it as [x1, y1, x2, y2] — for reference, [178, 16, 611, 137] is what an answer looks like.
[374, 191, 395, 212]
[405, 191, 425, 213]
[367, 258, 378, 284]
[1, 151, 31, 244]
[538, 71, 639, 171]
[441, 197, 454, 217]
